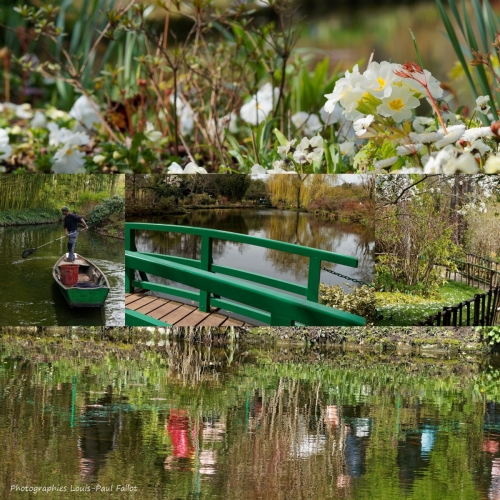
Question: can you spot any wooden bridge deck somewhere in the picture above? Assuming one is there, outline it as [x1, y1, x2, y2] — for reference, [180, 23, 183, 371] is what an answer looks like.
[125, 292, 255, 327]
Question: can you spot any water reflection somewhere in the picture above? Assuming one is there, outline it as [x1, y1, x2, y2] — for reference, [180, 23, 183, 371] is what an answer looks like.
[1, 340, 499, 498]
[128, 209, 375, 291]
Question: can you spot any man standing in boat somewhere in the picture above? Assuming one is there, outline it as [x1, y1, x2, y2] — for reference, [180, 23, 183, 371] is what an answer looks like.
[61, 206, 88, 262]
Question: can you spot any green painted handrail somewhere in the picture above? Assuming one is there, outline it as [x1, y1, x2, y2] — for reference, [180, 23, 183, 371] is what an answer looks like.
[125, 223, 359, 305]
[125, 250, 365, 326]
[125, 308, 171, 326]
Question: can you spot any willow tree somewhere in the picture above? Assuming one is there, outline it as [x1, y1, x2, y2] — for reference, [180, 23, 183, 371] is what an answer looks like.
[267, 174, 309, 208]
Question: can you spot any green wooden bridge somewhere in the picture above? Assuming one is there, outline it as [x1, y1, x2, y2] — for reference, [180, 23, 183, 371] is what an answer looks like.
[125, 223, 366, 327]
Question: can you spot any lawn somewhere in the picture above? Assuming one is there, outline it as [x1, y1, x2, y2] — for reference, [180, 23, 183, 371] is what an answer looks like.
[375, 281, 484, 326]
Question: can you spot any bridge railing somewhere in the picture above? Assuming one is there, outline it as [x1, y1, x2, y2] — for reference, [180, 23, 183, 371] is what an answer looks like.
[125, 223, 365, 326]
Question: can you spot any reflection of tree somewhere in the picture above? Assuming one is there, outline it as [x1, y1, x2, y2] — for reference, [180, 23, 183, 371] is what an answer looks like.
[130, 210, 374, 287]
[264, 213, 374, 284]
[78, 386, 124, 480]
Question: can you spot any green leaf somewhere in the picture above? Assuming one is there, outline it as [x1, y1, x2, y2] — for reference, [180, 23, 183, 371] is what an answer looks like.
[129, 132, 144, 168]
[273, 128, 289, 147]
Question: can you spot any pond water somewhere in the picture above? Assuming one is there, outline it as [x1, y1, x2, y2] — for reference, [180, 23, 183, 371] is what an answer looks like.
[128, 209, 374, 294]
[0, 224, 124, 326]
[1, 339, 499, 499]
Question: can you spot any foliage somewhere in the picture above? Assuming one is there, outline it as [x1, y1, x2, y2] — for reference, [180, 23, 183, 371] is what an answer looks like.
[87, 195, 125, 227]
[0, 208, 59, 226]
[319, 283, 376, 323]
[0, 174, 123, 211]
[376, 183, 461, 296]
[436, 0, 499, 118]
[478, 326, 500, 346]
[464, 198, 500, 258]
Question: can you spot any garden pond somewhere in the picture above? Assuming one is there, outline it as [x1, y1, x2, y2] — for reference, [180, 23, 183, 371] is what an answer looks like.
[127, 209, 374, 293]
[0, 224, 124, 326]
[1, 338, 500, 499]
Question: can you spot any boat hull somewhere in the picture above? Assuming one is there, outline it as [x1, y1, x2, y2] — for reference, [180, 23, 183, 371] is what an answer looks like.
[53, 254, 110, 308]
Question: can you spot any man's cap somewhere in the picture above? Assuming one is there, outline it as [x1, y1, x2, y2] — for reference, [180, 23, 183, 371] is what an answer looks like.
[61, 206, 69, 212]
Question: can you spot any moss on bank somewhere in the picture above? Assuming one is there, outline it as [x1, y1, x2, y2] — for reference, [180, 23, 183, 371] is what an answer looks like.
[0, 325, 494, 352]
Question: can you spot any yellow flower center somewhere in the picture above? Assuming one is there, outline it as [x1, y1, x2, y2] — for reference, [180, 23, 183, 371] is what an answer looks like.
[66, 148, 73, 156]
[256, 103, 261, 109]
[377, 77, 385, 89]
[388, 98, 405, 112]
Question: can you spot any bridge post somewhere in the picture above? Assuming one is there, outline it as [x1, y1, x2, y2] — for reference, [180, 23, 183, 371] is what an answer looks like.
[199, 235, 213, 312]
[307, 257, 321, 302]
[125, 228, 135, 293]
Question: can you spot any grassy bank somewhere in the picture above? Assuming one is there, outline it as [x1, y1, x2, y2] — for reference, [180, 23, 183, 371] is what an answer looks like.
[0, 208, 60, 226]
[1, 325, 493, 352]
[376, 281, 485, 326]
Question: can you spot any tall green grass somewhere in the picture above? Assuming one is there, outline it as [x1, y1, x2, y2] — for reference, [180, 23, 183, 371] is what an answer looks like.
[436, 0, 499, 119]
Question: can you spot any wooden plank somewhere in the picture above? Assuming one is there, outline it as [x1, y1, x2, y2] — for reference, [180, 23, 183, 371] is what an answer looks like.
[136, 298, 168, 315]
[221, 317, 245, 326]
[125, 293, 146, 306]
[163, 304, 198, 325]
[126, 295, 159, 311]
[148, 301, 184, 320]
[179, 307, 220, 326]
[197, 313, 229, 327]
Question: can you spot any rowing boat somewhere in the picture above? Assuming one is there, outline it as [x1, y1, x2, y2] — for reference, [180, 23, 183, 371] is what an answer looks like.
[53, 253, 110, 307]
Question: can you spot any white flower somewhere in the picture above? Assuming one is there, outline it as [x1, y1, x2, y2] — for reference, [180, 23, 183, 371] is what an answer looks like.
[338, 141, 356, 157]
[434, 124, 466, 149]
[461, 126, 494, 142]
[292, 136, 323, 164]
[48, 123, 90, 148]
[144, 122, 162, 145]
[324, 65, 368, 121]
[240, 83, 279, 125]
[467, 139, 490, 157]
[93, 154, 106, 165]
[442, 152, 479, 174]
[363, 61, 400, 98]
[167, 161, 207, 174]
[475, 95, 490, 114]
[52, 146, 86, 173]
[291, 112, 323, 136]
[277, 139, 297, 156]
[170, 95, 195, 136]
[423, 156, 441, 174]
[399, 166, 425, 173]
[15, 103, 33, 119]
[353, 115, 375, 137]
[396, 143, 423, 156]
[484, 154, 500, 174]
[45, 107, 69, 120]
[30, 111, 47, 129]
[320, 103, 344, 126]
[373, 157, 398, 169]
[69, 95, 100, 131]
[401, 68, 443, 99]
[409, 131, 443, 143]
[0, 128, 12, 161]
[376, 85, 420, 122]
[251, 164, 267, 174]
[413, 116, 435, 133]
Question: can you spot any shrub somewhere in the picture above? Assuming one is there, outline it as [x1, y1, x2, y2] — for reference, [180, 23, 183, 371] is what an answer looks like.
[87, 196, 125, 227]
[319, 284, 376, 323]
